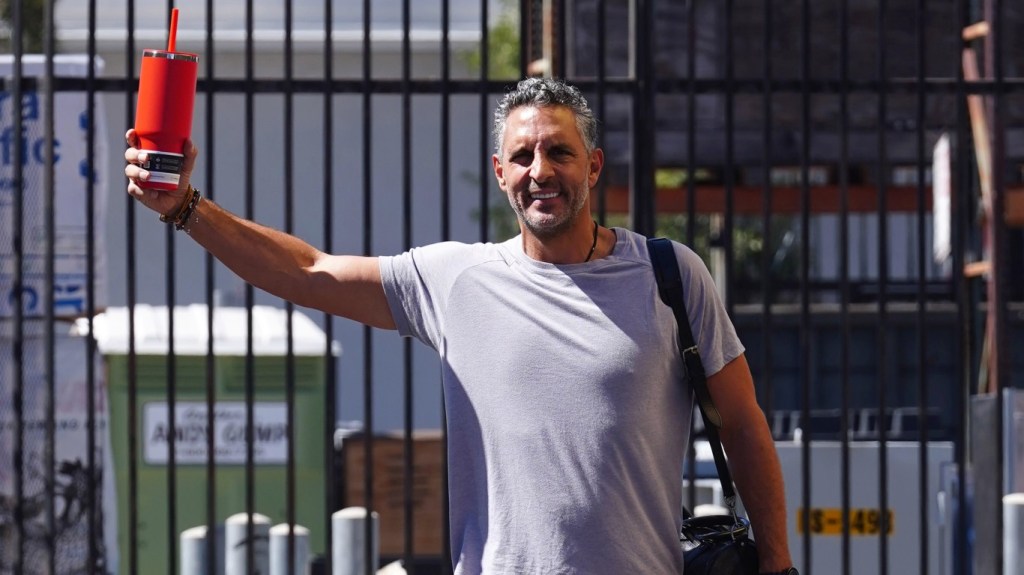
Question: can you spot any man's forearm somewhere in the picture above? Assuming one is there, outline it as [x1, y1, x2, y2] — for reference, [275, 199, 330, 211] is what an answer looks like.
[721, 414, 793, 572]
[185, 196, 322, 305]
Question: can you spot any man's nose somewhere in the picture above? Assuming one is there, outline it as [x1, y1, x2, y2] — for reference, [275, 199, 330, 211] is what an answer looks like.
[529, 153, 554, 182]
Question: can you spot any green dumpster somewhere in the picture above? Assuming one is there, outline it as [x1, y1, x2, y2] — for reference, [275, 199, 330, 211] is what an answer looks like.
[90, 304, 339, 575]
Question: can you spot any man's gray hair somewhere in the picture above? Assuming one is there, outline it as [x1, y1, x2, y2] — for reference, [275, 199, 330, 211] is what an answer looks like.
[492, 77, 598, 155]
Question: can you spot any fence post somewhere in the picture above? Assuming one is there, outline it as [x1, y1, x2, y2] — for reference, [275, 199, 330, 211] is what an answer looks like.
[1005, 493, 1024, 575]
[331, 507, 379, 575]
[225, 512, 271, 575]
[270, 523, 310, 575]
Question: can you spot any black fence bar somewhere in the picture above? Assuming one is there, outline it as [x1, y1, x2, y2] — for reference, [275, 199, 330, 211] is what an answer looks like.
[243, 0, 257, 571]
[202, 0, 218, 572]
[477, 0, 489, 244]
[401, 0, 414, 570]
[759, 0, 775, 424]
[875, 2, 891, 573]
[11, 0, 25, 571]
[160, 0, 181, 569]
[321, 0, 337, 570]
[42, 0, 57, 573]
[123, 0, 140, 570]
[8, 74, 1024, 97]
[594, 0, 607, 225]
[439, 2, 452, 573]
[630, 0, 655, 236]
[723, 0, 736, 313]
[914, 1, 930, 573]
[361, 0, 375, 573]
[683, 0, 699, 513]
[990, 0, 1007, 572]
[837, 0, 852, 572]
[953, 2, 972, 573]
[85, 1, 99, 573]
[798, 0, 813, 569]
[556, 0, 566, 79]
[684, 0, 696, 250]
[284, 0, 298, 572]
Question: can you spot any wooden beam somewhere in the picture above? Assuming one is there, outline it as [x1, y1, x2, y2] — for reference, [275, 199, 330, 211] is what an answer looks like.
[1006, 187, 1024, 227]
[962, 21, 990, 41]
[601, 185, 933, 215]
[964, 260, 991, 278]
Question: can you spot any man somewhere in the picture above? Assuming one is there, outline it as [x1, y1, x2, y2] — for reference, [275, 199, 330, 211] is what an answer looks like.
[126, 77, 796, 575]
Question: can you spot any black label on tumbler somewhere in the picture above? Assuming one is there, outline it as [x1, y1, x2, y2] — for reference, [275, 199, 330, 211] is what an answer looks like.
[141, 150, 185, 187]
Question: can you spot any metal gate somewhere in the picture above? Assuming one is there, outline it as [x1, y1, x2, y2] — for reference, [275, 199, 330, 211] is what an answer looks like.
[1, 0, 1022, 574]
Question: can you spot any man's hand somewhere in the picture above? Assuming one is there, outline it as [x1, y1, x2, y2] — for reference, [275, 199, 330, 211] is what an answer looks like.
[123, 129, 198, 218]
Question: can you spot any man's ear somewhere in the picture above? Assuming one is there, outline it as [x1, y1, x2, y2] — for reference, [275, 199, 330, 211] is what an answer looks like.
[588, 148, 604, 188]
[492, 153, 506, 190]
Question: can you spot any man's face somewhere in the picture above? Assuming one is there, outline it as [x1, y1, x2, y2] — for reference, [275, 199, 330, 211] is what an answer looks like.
[492, 105, 603, 239]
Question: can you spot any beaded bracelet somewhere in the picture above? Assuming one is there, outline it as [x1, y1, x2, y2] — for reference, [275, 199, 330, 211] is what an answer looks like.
[158, 185, 202, 232]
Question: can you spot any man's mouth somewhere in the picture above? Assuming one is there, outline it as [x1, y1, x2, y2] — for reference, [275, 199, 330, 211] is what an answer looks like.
[530, 191, 559, 201]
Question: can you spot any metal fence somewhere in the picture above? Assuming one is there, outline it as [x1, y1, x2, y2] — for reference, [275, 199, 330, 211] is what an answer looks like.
[1, 0, 1023, 574]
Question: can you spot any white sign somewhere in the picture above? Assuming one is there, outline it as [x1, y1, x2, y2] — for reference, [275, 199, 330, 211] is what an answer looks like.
[143, 401, 290, 465]
[932, 133, 952, 266]
[0, 322, 119, 573]
[0, 55, 109, 318]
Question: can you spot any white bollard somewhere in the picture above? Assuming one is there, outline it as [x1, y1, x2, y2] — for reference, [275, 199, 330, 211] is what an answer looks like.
[1005, 493, 1024, 575]
[331, 507, 379, 575]
[225, 512, 271, 575]
[180, 526, 208, 575]
[270, 523, 310, 575]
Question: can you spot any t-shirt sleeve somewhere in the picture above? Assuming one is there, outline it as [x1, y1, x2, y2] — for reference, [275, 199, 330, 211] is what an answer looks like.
[674, 242, 745, 377]
[378, 241, 487, 350]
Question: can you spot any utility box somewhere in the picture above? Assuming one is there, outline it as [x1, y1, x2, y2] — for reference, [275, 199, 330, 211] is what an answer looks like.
[336, 430, 447, 563]
[88, 304, 339, 575]
[776, 440, 955, 574]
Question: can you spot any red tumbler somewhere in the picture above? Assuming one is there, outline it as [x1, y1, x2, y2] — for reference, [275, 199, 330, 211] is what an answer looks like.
[134, 49, 198, 191]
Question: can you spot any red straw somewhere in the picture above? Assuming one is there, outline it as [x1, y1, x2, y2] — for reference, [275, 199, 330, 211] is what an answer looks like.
[167, 8, 179, 52]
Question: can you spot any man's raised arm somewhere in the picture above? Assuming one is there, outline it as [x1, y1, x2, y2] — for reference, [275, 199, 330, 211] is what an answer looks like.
[124, 130, 396, 330]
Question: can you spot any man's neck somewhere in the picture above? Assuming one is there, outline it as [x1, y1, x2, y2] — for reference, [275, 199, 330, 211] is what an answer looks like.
[520, 219, 601, 264]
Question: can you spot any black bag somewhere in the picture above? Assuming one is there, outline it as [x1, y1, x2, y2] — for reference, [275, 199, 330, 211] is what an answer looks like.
[648, 237, 759, 575]
[680, 513, 759, 574]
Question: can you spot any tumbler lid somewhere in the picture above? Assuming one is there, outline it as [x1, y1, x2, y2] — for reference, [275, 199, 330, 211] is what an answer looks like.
[142, 49, 198, 62]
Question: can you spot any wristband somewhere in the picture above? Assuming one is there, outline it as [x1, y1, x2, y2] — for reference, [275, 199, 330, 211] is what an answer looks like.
[159, 185, 202, 233]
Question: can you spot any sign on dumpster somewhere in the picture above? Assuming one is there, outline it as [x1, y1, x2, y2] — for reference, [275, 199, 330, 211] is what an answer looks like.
[142, 401, 290, 465]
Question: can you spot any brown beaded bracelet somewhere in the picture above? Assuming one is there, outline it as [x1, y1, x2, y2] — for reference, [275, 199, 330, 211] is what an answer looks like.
[158, 185, 201, 232]
[159, 185, 196, 224]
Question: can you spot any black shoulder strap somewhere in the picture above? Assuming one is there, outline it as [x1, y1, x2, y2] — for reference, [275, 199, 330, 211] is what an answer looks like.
[647, 237, 738, 510]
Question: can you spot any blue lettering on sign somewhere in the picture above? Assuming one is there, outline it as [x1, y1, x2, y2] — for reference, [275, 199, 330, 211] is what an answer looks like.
[7, 285, 40, 314]
[0, 90, 40, 121]
[0, 91, 63, 167]
[79, 158, 98, 184]
[54, 282, 85, 314]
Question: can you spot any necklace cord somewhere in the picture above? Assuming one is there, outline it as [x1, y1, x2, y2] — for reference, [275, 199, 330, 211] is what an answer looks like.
[583, 220, 599, 262]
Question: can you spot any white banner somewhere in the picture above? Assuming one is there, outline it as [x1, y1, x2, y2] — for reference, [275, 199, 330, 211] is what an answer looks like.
[0, 55, 109, 319]
[0, 321, 119, 574]
[142, 401, 289, 465]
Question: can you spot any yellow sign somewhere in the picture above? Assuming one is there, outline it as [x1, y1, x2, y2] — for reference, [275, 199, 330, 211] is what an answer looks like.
[796, 508, 894, 536]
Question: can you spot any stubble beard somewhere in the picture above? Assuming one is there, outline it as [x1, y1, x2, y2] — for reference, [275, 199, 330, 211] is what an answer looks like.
[509, 181, 590, 241]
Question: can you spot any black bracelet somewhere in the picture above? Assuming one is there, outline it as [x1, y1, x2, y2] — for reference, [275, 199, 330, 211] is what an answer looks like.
[159, 186, 201, 233]
[174, 187, 201, 232]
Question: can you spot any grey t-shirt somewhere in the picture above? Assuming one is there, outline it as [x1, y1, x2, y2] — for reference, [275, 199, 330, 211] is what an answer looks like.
[379, 228, 744, 575]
